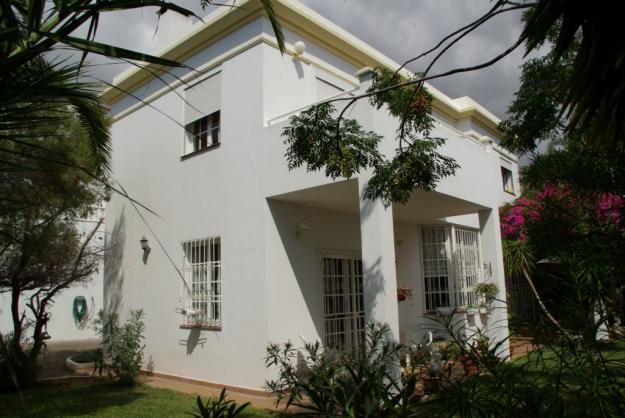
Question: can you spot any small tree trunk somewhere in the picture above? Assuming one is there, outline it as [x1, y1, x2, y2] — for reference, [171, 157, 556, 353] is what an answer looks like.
[10, 287, 24, 358]
[522, 268, 567, 335]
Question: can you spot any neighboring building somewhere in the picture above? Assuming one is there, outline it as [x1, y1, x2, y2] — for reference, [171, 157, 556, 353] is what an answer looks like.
[0, 210, 105, 342]
[101, 0, 520, 391]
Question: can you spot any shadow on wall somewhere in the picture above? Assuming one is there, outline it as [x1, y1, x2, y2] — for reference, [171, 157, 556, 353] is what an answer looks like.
[362, 256, 385, 327]
[104, 206, 126, 316]
[358, 186, 377, 224]
[267, 199, 324, 340]
[292, 57, 305, 79]
[179, 328, 207, 355]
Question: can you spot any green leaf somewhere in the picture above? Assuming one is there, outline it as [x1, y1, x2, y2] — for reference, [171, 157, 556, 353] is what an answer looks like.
[43, 32, 184, 67]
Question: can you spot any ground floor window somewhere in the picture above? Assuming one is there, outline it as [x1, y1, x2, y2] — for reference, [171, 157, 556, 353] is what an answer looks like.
[421, 226, 482, 311]
[421, 227, 452, 310]
[181, 237, 221, 327]
[321, 255, 364, 351]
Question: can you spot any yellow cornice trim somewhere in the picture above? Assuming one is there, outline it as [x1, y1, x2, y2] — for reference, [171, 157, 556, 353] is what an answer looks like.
[101, 0, 264, 105]
[101, 0, 503, 139]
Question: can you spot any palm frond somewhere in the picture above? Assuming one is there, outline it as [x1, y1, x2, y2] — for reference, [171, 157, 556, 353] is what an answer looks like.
[260, 0, 285, 54]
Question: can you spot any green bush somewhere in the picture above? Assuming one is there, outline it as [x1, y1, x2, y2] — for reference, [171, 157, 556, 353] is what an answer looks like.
[189, 388, 250, 418]
[0, 333, 39, 392]
[265, 323, 420, 417]
[95, 309, 145, 386]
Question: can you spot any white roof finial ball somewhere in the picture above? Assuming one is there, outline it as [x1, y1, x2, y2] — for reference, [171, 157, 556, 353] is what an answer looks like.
[294, 41, 306, 56]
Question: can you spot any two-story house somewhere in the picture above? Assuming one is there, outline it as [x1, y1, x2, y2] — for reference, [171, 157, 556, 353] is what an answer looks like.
[102, 0, 520, 391]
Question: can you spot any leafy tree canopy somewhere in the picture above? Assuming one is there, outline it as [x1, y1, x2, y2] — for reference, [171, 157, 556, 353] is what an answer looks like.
[283, 68, 458, 206]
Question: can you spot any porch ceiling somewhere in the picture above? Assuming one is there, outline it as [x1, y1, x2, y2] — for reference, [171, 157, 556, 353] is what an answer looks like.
[268, 179, 486, 224]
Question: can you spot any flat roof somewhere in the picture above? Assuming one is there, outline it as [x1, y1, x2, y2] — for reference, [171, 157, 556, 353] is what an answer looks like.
[101, 0, 503, 138]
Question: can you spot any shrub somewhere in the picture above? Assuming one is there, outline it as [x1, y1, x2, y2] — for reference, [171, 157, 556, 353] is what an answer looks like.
[95, 309, 146, 385]
[265, 323, 420, 417]
[0, 333, 39, 392]
[189, 388, 250, 418]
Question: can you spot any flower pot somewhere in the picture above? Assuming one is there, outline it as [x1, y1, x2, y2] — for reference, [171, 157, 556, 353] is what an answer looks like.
[479, 306, 488, 314]
[459, 354, 479, 378]
[422, 374, 440, 394]
[466, 307, 478, 316]
[436, 306, 454, 316]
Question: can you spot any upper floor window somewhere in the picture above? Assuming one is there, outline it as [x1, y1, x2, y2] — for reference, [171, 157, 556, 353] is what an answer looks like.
[184, 111, 220, 155]
[183, 71, 221, 158]
[501, 167, 514, 194]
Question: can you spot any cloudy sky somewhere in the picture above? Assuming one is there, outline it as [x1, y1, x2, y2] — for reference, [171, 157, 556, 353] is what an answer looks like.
[88, 0, 527, 120]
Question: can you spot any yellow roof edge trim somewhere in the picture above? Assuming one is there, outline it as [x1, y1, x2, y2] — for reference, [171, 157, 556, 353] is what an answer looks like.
[101, 0, 503, 138]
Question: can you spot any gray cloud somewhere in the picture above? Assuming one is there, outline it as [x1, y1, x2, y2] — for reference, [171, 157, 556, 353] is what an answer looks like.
[85, 1, 526, 119]
[299, 0, 526, 119]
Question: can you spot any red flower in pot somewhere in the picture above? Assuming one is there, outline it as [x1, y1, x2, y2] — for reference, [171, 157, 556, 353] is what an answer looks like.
[397, 286, 414, 302]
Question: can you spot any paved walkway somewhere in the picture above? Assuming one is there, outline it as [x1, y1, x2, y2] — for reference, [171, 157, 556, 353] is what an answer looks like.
[39, 339, 100, 379]
[139, 374, 281, 411]
[39, 339, 286, 411]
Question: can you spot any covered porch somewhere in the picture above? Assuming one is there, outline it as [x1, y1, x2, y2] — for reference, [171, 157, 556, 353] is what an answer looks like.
[265, 178, 509, 355]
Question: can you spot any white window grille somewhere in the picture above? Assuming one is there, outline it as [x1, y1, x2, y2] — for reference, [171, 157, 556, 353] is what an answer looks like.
[322, 256, 364, 351]
[454, 228, 482, 307]
[421, 226, 482, 311]
[421, 227, 452, 311]
[181, 237, 221, 327]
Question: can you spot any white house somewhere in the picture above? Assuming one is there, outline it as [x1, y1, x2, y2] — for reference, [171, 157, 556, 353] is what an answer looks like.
[102, 0, 520, 391]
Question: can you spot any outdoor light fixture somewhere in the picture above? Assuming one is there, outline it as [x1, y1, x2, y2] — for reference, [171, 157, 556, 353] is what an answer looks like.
[140, 235, 151, 254]
[296, 218, 310, 239]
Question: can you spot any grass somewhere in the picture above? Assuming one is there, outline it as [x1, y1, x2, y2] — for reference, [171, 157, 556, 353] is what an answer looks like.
[0, 381, 281, 417]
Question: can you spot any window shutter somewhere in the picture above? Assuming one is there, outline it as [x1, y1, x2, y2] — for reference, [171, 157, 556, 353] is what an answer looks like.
[184, 72, 221, 125]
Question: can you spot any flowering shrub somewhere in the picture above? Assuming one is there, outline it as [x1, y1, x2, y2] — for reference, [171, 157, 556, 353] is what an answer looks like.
[596, 193, 625, 226]
[500, 182, 625, 242]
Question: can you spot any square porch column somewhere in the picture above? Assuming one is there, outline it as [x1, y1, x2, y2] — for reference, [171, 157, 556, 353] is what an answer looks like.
[358, 177, 400, 342]
[479, 208, 511, 358]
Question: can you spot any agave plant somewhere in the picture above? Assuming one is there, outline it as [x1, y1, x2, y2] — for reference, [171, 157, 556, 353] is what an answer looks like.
[189, 388, 250, 418]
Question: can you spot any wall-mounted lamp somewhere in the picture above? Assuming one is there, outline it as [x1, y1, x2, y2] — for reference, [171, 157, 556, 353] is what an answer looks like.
[293, 40, 306, 57]
[483, 262, 492, 278]
[140, 235, 151, 264]
[140, 235, 151, 254]
[296, 218, 310, 239]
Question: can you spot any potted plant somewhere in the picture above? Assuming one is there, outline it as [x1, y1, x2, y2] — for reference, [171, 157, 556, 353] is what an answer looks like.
[466, 304, 478, 315]
[474, 282, 498, 311]
[458, 349, 479, 378]
[436, 306, 454, 316]
[422, 350, 443, 394]
[397, 286, 414, 302]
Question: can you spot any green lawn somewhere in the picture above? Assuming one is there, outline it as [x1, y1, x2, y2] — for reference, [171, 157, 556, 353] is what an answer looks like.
[0, 382, 281, 418]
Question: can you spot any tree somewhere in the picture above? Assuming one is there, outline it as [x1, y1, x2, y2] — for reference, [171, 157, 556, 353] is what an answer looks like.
[0, 115, 107, 389]
[0, 0, 284, 177]
[284, 0, 625, 205]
